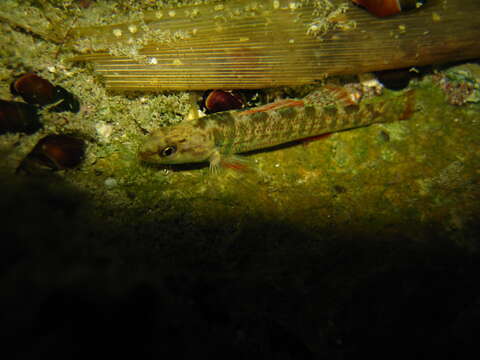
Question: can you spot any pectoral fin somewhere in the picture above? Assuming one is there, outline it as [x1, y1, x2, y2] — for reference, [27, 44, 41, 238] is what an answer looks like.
[209, 151, 253, 173]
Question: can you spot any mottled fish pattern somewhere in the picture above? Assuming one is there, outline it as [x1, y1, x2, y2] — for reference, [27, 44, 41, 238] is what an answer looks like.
[139, 86, 415, 169]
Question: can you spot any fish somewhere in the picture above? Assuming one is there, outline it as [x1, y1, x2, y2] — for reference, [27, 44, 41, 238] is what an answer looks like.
[139, 86, 416, 170]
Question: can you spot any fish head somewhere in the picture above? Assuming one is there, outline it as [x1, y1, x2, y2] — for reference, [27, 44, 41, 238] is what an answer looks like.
[139, 124, 215, 165]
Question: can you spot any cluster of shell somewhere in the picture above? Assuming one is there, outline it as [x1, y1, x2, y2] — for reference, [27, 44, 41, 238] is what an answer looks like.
[0, 73, 85, 173]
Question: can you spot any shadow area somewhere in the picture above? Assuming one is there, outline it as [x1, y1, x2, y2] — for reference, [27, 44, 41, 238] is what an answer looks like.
[1, 175, 479, 360]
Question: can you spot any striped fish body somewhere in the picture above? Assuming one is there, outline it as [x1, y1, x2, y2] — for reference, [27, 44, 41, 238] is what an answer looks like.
[139, 87, 415, 168]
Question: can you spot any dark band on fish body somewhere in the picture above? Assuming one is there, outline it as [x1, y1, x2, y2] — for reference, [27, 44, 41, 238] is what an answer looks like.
[250, 111, 269, 123]
[323, 105, 338, 117]
[329, 114, 337, 128]
[218, 112, 237, 127]
[295, 113, 308, 135]
[199, 112, 236, 129]
[344, 104, 361, 116]
[278, 106, 297, 120]
[304, 105, 316, 120]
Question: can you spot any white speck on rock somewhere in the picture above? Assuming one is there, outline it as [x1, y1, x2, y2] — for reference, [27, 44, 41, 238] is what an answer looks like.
[113, 28, 122, 37]
[105, 178, 117, 188]
[96, 123, 113, 141]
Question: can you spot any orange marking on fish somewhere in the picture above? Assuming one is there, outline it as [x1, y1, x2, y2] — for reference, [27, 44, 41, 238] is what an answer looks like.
[239, 99, 304, 115]
[220, 159, 248, 171]
[301, 133, 332, 145]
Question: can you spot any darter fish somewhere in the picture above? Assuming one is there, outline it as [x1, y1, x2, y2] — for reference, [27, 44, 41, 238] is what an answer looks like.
[139, 86, 416, 170]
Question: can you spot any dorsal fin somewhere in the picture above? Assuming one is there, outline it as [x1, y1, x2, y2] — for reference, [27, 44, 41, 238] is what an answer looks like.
[304, 84, 362, 107]
[239, 99, 304, 116]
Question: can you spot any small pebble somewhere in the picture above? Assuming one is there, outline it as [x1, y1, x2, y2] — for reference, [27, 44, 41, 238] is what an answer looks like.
[105, 177, 118, 187]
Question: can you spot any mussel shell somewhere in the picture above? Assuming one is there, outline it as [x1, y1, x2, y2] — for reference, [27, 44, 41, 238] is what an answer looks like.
[19, 134, 86, 173]
[11, 73, 56, 106]
[11, 73, 80, 113]
[0, 99, 42, 135]
[51, 86, 81, 113]
[202, 90, 245, 114]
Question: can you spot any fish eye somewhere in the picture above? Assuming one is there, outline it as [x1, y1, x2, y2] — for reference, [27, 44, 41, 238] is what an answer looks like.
[160, 145, 177, 157]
